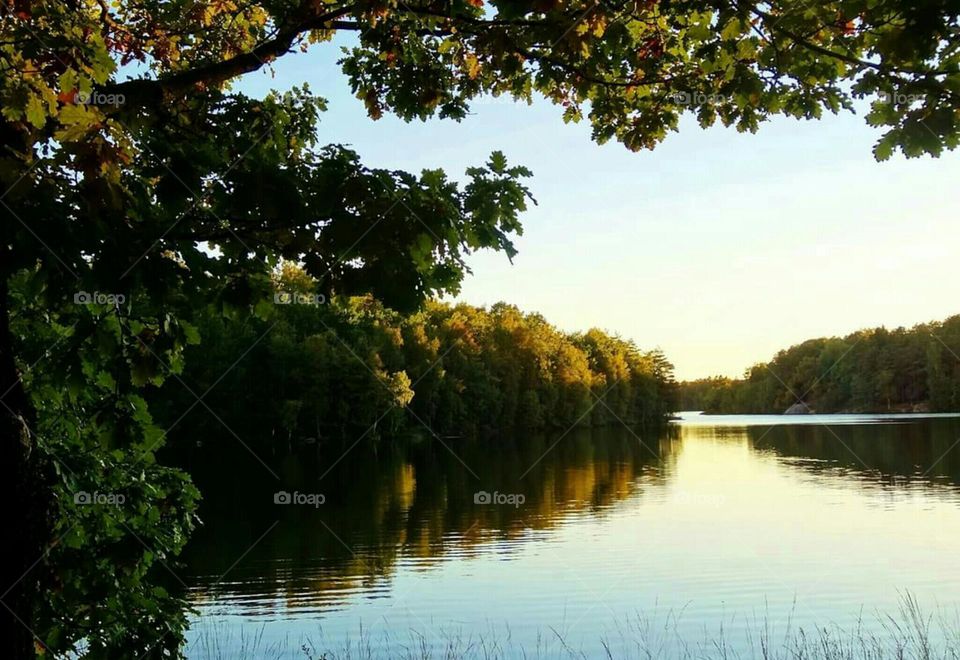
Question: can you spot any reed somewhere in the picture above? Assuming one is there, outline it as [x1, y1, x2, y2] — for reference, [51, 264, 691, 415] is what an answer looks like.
[187, 593, 960, 660]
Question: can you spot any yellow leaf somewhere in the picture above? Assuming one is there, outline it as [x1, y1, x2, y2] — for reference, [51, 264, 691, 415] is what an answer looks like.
[465, 53, 481, 80]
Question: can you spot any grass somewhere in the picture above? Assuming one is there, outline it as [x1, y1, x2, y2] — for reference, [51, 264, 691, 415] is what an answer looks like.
[187, 593, 960, 659]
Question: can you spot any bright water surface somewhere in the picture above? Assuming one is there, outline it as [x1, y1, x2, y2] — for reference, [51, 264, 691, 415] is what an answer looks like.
[183, 412, 960, 657]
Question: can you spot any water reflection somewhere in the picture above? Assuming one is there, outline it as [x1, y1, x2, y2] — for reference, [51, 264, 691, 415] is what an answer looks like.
[181, 414, 960, 655]
[182, 425, 673, 614]
[746, 419, 960, 484]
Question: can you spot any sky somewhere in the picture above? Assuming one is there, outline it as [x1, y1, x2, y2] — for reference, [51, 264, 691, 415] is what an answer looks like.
[235, 36, 960, 380]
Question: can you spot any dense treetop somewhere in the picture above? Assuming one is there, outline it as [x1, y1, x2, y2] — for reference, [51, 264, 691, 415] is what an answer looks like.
[160, 266, 677, 445]
[679, 315, 960, 414]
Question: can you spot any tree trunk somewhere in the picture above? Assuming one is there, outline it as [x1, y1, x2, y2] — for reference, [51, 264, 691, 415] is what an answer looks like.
[0, 275, 52, 657]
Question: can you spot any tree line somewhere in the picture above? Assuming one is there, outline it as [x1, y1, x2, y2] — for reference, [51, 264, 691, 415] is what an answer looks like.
[155, 265, 677, 451]
[679, 316, 960, 413]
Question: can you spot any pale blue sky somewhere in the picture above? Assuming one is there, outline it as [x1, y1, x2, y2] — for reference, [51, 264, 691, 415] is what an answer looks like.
[236, 36, 960, 380]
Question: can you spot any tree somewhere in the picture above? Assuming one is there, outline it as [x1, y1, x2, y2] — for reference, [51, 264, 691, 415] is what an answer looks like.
[679, 315, 960, 415]
[2, 0, 959, 655]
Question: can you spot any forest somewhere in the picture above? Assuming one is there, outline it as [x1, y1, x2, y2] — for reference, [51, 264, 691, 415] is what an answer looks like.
[679, 316, 960, 414]
[155, 264, 677, 451]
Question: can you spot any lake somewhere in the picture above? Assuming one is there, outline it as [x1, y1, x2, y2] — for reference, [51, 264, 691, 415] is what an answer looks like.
[181, 413, 960, 658]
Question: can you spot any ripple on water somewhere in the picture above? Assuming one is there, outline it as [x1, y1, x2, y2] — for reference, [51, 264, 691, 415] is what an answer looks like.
[184, 416, 960, 658]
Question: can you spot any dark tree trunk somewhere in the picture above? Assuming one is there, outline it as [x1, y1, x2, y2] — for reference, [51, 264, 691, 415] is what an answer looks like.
[0, 274, 52, 657]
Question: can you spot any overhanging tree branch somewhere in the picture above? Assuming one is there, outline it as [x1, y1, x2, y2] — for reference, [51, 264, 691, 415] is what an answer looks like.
[104, 4, 358, 107]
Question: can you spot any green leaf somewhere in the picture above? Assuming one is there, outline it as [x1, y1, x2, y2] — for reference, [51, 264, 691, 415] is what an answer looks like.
[26, 95, 46, 128]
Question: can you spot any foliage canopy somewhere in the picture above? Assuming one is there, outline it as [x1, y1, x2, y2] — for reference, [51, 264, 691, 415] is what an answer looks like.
[679, 315, 960, 414]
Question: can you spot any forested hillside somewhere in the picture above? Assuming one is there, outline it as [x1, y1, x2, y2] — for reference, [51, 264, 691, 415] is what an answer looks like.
[679, 316, 960, 414]
[154, 266, 677, 449]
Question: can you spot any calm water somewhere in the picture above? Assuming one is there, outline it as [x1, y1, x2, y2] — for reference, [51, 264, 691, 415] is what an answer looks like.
[181, 413, 960, 657]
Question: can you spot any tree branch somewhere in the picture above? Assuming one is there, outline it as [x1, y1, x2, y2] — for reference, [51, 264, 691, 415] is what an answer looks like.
[749, 5, 956, 78]
[103, 4, 357, 108]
